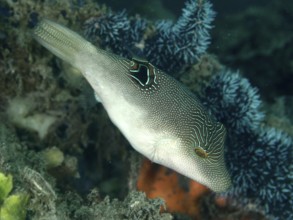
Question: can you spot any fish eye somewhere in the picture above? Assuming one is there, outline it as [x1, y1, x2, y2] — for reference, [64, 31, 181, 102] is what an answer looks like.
[128, 57, 157, 88]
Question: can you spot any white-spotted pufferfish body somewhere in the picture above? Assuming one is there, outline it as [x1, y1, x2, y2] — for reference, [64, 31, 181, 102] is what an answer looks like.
[33, 19, 231, 192]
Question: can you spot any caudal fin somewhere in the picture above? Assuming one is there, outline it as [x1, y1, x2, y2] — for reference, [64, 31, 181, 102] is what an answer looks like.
[33, 19, 96, 66]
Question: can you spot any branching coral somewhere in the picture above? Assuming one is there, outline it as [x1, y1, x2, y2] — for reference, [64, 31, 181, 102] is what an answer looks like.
[201, 70, 293, 219]
[0, 122, 58, 219]
[201, 71, 264, 133]
[79, 191, 172, 220]
[84, 10, 147, 58]
[144, 0, 215, 75]
[0, 121, 172, 219]
[84, 0, 215, 76]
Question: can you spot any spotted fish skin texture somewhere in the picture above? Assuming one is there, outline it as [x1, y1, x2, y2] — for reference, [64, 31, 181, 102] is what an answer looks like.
[33, 19, 231, 192]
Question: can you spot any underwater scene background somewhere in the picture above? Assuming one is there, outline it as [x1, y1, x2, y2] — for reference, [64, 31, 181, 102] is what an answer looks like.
[0, 0, 292, 219]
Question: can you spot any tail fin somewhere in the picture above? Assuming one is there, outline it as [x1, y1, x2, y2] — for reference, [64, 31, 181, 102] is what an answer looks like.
[33, 19, 96, 65]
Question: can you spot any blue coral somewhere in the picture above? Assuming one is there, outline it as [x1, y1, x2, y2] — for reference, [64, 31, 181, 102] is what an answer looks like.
[254, 128, 293, 219]
[226, 127, 293, 220]
[84, 10, 147, 58]
[84, 0, 215, 76]
[200, 70, 293, 220]
[144, 0, 215, 75]
[201, 71, 264, 133]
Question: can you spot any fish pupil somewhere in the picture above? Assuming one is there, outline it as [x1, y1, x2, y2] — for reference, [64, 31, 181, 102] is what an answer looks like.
[131, 64, 148, 85]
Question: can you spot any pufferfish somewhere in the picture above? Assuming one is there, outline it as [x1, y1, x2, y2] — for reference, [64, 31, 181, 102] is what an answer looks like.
[33, 19, 231, 192]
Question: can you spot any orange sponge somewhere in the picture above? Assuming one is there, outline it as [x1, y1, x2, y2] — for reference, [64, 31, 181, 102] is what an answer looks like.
[137, 159, 210, 218]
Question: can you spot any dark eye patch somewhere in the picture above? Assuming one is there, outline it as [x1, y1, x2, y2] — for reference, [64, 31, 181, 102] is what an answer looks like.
[129, 57, 157, 88]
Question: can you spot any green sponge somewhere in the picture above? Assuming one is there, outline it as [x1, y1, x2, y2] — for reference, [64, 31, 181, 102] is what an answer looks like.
[0, 172, 13, 201]
[0, 194, 29, 220]
[0, 172, 29, 220]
